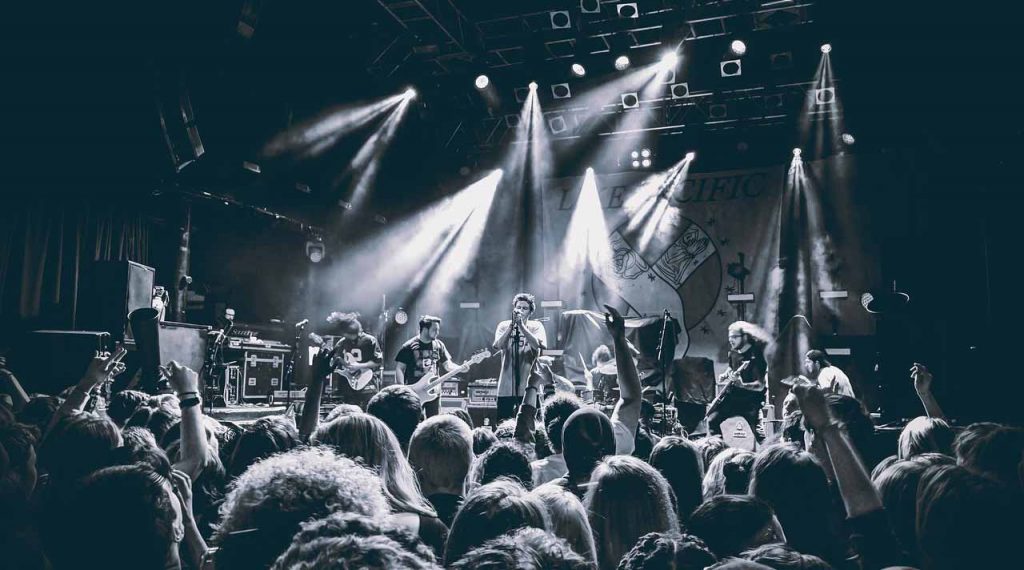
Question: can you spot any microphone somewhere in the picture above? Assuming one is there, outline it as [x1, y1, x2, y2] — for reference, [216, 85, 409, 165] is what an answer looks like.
[294, 319, 309, 328]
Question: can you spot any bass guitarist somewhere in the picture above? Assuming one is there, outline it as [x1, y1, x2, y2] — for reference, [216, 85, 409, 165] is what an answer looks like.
[395, 315, 459, 418]
[707, 320, 770, 440]
[325, 311, 383, 410]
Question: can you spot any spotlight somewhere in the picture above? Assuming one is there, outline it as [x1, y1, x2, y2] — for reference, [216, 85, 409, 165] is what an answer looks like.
[641, 158, 651, 168]
[571, 63, 586, 77]
[820, 43, 832, 54]
[842, 133, 856, 145]
[815, 87, 835, 105]
[685, 151, 696, 161]
[670, 82, 690, 99]
[792, 148, 802, 157]
[551, 83, 572, 99]
[641, 148, 651, 158]
[475, 75, 490, 89]
[586, 166, 594, 174]
[394, 308, 409, 325]
[305, 240, 325, 263]
[632, 160, 640, 168]
[529, 81, 538, 91]
[404, 88, 417, 100]
[660, 51, 679, 68]
[631, 151, 639, 159]
[614, 55, 631, 70]
[730, 40, 747, 56]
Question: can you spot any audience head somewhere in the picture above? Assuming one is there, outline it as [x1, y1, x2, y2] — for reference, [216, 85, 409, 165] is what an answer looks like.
[444, 479, 547, 565]
[742, 543, 833, 570]
[649, 436, 704, 522]
[214, 447, 388, 569]
[450, 527, 589, 570]
[55, 463, 181, 570]
[618, 531, 718, 570]
[687, 495, 783, 559]
[15, 395, 60, 434]
[561, 408, 616, 482]
[408, 414, 474, 496]
[315, 412, 435, 517]
[702, 447, 755, 500]
[530, 483, 597, 565]
[872, 456, 949, 562]
[126, 405, 179, 443]
[324, 403, 363, 423]
[541, 392, 582, 454]
[585, 455, 679, 570]
[898, 416, 955, 459]
[953, 422, 1024, 489]
[917, 464, 1023, 570]
[106, 389, 149, 426]
[445, 408, 474, 429]
[473, 426, 498, 455]
[0, 421, 38, 496]
[270, 512, 439, 570]
[473, 440, 534, 489]
[367, 385, 422, 452]
[748, 443, 843, 564]
[697, 436, 729, 467]
[226, 415, 299, 479]
[38, 411, 122, 486]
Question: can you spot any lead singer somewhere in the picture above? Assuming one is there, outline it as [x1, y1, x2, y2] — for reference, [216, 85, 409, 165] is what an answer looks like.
[492, 293, 547, 422]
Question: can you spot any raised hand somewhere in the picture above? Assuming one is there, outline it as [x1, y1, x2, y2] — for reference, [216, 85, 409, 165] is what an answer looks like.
[165, 361, 200, 395]
[791, 383, 833, 432]
[80, 347, 127, 389]
[910, 362, 932, 394]
[603, 304, 626, 338]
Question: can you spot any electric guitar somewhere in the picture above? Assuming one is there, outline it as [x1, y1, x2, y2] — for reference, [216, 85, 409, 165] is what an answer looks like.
[309, 333, 377, 391]
[409, 349, 491, 404]
[705, 359, 763, 417]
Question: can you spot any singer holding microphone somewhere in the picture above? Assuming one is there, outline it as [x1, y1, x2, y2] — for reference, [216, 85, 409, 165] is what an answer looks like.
[492, 293, 547, 422]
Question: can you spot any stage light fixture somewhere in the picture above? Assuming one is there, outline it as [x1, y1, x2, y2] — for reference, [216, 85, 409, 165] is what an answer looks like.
[631, 150, 639, 158]
[617, 2, 638, 18]
[505, 114, 521, 127]
[641, 148, 651, 158]
[571, 63, 586, 77]
[632, 160, 641, 167]
[306, 239, 325, 263]
[551, 83, 572, 99]
[670, 82, 690, 99]
[529, 81, 538, 91]
[842, 133, 856, 145]
[404, 88, 417, 100]
[614, 55, 631, 70]
[394, 308, 409, 325]
[641, 158, 651, 167]
[815, 87, 835, 105]
[685, 151, 696, 160]
[730, 40, 747, 56]
[770, 52, 794, 70]
[708, 103, 727, 119]
[792, 148, 802, 157]
[720, 59, 742, 77]
[475, 74, 490, 89]
[660, 51, 679, 68]
[242, 161, 261, 174]
[514, 87, 530, 102]
[550, 10, 571, 29]
[580, 0, 600, 14]
[821, 43, 832, 54]
[621, 92, 639, 109]
[548, 115, 568, 134]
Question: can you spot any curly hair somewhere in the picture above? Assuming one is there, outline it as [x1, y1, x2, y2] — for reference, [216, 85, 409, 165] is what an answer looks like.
[473, 426, 497, 455]
[106, 389, 149, 427]
[472, 440, 534, 490]
[618, 532, 718, 570]
[540, 392, 583, 453]
[512, 293, 536, 313]
[273, 533, 441, 569]
[226, 415, 299, 479]
[271, 512, 437, 569]
[586, 455, 679, 570]
[444, 479, 548, 565]
[450, 527, 589, 570]
[214, 447, 389, 569]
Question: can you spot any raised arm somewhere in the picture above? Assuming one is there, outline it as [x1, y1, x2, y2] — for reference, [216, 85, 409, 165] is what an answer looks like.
[298, 349, 330, 441]
[514, 368, 548, 445]
[166, 361, 209, 480]
[605, 305, 641, 439]
[0, 357, 30, 411]
[911, 363, 945, 420]
[45, 348, 126, 436]
[492, 321, 512, 352]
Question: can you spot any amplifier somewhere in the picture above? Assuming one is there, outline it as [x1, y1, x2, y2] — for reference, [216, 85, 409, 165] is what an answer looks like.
[467, 379, 498, 408]
[241, 346, 290, 401]
[439, 380, 466, 413]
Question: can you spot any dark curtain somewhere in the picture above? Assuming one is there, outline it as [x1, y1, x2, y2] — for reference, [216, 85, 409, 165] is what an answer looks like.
[0, 200, 152, 334]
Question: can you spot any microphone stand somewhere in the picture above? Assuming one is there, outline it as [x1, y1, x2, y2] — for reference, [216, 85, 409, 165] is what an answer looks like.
[655, 309, 671, 436]
[511, 313, 522, 415]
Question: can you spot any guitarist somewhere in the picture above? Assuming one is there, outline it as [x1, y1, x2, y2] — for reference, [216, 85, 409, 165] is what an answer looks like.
[395, 315, 457, 418]
[326, 312, 383, 410]
[707, 320, 769, 440]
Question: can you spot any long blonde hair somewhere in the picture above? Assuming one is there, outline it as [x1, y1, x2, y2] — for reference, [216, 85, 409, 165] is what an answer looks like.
[314, 413, 436, 518]
[532, 483, 598, 566]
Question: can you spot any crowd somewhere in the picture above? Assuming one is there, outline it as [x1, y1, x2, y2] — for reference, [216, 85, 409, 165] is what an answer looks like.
[1, 308, 1022, 570]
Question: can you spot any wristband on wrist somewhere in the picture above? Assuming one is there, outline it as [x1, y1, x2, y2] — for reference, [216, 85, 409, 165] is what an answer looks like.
[180, 396, 202, 408]
[177, 390, 200, 398]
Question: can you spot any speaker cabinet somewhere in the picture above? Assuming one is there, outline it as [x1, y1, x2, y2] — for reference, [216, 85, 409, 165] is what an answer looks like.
[78, 261, 155, 343]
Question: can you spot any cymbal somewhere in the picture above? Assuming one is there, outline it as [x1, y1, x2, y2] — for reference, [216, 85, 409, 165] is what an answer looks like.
[594, 362, 618, 375]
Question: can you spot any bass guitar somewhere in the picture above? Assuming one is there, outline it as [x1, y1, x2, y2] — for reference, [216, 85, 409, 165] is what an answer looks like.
[409, 349, 491, 403]
[309, 333, 377, 391]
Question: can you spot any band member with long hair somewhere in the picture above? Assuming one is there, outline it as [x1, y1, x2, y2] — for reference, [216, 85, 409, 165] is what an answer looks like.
[395, 315, 458, 418]
[707, 321, 770, 439]
[491, 293, 547, 422]
[325, 312, 383, 410]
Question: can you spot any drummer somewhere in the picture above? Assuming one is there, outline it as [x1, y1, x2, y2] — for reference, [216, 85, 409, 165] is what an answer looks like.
[585, 342, 641, 403]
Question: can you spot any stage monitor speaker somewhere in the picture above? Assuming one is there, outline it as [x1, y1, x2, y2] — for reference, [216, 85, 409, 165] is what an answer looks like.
[9, 330, 110, 395]
[78, 260, 155, 343]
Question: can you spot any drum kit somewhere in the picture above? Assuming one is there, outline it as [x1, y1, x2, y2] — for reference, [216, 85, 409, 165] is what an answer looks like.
[580, 361, 682, 435]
